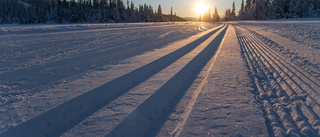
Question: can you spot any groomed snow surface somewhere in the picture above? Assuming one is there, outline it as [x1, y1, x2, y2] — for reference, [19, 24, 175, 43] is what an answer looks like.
[0, 19, 319, 137]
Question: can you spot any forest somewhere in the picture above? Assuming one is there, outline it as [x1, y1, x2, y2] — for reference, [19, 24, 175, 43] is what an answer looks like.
[0, 0, 184, 24]
[200, 0, 320, 21]
[230, 0, 320, 20]
[1, 0, 320, 24]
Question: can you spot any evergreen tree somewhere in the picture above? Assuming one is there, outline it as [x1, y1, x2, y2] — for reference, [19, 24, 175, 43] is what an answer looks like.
[272, 0, 285, 19]
[244, 0, 254, 19]
[245, 0, 252, 11]
[130, 1, 137, 22]
[231, 1, 236, 20]
[212, 6, 220, 22]
[239, 0, 245, 19]
[253, 0, 266, 19]
[202, 8, 211, 22]
[264, 0, 272, 19]
[286, 0, 298, 18]
[225, 9, 231, 21]
[170, 6, 173, 21]
[158, 5, 162, 15]
[308, 0, 317, 17]
[157, 4, 163, 21]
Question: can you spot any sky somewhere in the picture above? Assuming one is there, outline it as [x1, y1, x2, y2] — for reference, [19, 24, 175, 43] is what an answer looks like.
[131, 0, 242, 18]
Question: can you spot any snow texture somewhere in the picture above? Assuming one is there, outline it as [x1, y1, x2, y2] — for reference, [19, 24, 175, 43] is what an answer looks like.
[1, 19, 320, 137]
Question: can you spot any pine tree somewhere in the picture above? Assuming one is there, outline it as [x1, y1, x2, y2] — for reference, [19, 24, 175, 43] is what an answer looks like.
[308, 0, 317, 17]
[264, 0, 271, 19]
[170, 6, 173, 21]
[158, 5, 162, 15]
[213, 6, 220, 22]
[245, 0, 252, 11]
[225, 9, 231, 21]
[253, 0, 263, 19]
[272, 0, 285, 19]
[202, 8, 211, 22]
[231, 1, 236, 20]
[239, 0, 245, 19]
[286, 0, 297, 18]
[244, 0, 254, 19]
[138, 4, 144, 21]
[130, 1, 137, 22]
[157, 4, 163, 21]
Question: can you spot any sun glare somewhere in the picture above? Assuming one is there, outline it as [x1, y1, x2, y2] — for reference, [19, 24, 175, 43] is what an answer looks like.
[195, 0, 208, 15]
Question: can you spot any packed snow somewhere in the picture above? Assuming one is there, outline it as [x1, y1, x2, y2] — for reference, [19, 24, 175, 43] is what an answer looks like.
[1, 19, 320, 137]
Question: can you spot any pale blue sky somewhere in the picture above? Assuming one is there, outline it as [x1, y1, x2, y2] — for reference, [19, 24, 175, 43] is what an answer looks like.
[131, 0, 242, 18]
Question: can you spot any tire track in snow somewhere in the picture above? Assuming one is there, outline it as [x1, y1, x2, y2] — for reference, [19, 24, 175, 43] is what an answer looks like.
[236, 26, 320, 137]
[0, 25, 226, 137]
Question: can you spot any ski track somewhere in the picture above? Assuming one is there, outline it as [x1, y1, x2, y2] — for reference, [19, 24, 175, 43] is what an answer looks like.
[237, 25, 320, 78]
[106, 25, 228, 137]
[235, 25, 320, 137]
[0, 23, 228, 137]
[0, 22, 219, 106]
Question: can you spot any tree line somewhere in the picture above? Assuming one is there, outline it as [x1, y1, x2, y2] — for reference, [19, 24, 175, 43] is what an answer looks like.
[0, 0, 184, 24]
[225, 0, 320, 21]
[199, 7, 220, 22]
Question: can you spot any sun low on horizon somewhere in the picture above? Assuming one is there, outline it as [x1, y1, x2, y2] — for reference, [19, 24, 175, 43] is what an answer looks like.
[195, 0, 209, 15]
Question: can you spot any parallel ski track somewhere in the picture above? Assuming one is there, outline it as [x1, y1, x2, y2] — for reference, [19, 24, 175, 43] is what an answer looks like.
[1, 25, 227, 137]
[0, 25, 210, 106]
[107, 25, 228, 137]
[236, 26, 320, 137]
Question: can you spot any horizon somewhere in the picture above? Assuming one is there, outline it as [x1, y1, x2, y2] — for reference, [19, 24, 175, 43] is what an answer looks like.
[132, 0, 242, 18]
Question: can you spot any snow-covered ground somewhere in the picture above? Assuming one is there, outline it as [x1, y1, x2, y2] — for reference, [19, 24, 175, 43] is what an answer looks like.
[232, 18, 320, 137]
[0, 19, 319, 137]
[233, 19, 320, 79]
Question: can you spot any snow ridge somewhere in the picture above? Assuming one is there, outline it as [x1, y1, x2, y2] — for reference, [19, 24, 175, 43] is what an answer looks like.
[236, 26, 320, 137]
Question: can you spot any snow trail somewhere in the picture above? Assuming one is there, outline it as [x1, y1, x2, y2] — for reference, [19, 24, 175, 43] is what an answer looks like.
[166, 25, 268, 137]
[106, 25, 228, 137]
[170, 25, 227, 137]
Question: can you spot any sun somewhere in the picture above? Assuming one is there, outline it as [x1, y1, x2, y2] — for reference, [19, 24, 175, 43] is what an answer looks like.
[195, 0, 209, 15]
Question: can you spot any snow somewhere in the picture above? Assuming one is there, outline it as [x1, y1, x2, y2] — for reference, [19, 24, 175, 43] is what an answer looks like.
[60, 25, 225, 137]
[232, 19, 320, 78]
[1, 19, 320, 137]
[178, 25, 268, 137]
[235, 20, 320, 136]
[0, 22, 222, 136]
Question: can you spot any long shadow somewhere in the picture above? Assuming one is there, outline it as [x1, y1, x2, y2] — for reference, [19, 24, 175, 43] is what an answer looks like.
[0, 25, 225, 137]
[0, 25, 204, 100]
[106, 25, 228, 137]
